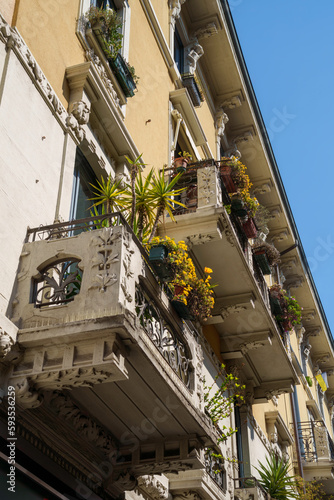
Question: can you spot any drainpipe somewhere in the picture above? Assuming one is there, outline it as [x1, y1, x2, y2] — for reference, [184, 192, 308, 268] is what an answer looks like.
[290, 389, 306, 494]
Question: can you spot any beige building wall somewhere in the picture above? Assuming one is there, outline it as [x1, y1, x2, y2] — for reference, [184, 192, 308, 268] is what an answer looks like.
[125, 1, 174, 169]
[14, 0, 84, 107]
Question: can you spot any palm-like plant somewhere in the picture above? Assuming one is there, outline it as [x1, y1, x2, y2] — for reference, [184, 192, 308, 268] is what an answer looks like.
[147, 168, 186, 243]
[89, 175, 127, 214]
[255, 454, 297, 500]
[125, 154, 146, 230]
[130, 168, 155, 241]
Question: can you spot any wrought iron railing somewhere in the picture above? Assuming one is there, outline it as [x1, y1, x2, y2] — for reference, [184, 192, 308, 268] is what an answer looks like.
[135, 285, 191, 387]
[296, 420, 334, 462]
[205, 450, 225, 490]
[25, 213, 130, 242]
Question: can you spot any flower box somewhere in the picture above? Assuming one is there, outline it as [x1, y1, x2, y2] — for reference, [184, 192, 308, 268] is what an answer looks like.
[254, 250, 272, 275]
[108, 53, 137, 98]
[181, 75, 204, 107]
[149, 245, 173, 281]
[220, 165, 237, 194]
[270, 296, 283, 317]
[242, 217, 258, 238]
[171, 299, 195, 320]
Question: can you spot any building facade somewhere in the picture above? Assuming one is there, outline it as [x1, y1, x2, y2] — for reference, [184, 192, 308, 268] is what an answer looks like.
[0, 1, 334, 498]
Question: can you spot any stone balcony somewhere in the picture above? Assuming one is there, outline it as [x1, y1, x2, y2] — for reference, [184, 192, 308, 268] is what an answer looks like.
[161, 161, 299, 403]
[292, 420, 334, 493]
[5, 214, 220, 495]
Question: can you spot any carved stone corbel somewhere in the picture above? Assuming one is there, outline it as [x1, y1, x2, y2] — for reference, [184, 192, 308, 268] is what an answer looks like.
[0, 328, 14, 360]
[184, 39, 204, 75]
[137, 475, 169, 500]
[169, 0, 186, 27]
[215, 106, 229, 137]
[194, 22, 218, 39]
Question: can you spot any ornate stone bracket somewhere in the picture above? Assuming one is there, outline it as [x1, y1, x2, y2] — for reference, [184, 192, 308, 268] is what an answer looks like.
[313, 354, 330, 374]
[169, 0, 186, 28]
[215, 106, 229, 137]
[137, 475, 169, 500]
[184, 39, 204, 75]
[194, 22, 218, 40]
[252, 180, 273, 195]
[9, 334, 128, 409]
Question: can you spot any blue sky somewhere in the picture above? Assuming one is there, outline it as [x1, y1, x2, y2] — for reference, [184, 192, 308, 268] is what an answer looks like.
[231, 2, 334, 334]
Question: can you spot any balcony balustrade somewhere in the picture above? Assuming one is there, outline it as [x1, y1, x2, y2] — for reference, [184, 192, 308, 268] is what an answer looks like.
[8, 214, 222, 492]
[233, 477, 269, 500]
[295, 420, 334, 463]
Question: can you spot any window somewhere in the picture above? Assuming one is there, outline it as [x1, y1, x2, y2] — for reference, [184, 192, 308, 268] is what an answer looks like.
[174, 28, 184, 74]
[70, 148, 99, 221]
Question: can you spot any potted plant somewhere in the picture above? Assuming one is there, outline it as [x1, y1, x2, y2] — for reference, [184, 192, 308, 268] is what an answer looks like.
[173, 151, 192, 173]
[146, 238, 215, 321]
[252, 240, 280, 275]
[242, 216, 258, 238]
[269, 284, 303, 331]
[85, 5, 123, 60]
[230, 193, 248, 218]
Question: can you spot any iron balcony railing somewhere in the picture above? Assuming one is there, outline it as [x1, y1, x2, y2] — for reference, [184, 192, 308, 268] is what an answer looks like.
[296, 420, 334, 462]
[233, 477, 269, 499]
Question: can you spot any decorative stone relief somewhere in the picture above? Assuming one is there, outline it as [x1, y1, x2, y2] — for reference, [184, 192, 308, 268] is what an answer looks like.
[185, 234, 214, 248]
[13, 377, 43, 409]
[285, 275, 304, 289]
[303, 342, 312, 361]
[0, 328, 14, 359]
[121, 231, 135, 303]
[305, 327, 321, 338]
[50, 392, 117, 456]
[86, 49, 120, 106]
[184, 39, 204, 75]
[194, 22, 218, 39]
[220, 305, 246, 322]
[303, 310, 316, 322]
[233, 130, 254, 145]
[169, 0, 186, 27]
[252, 181, 272, 195]
[222, 93, 242, 109]
[137, 475, 169, 500]
[91, 228, 122, 292]
[239, 340, 266, 355]
[215, 106, 229, 137]
[71, 100, 91, 125]
[132, 461, 193, 475]
[313, 354, 330, 373]
[219, 215, 235, 247]
[269, 206, 282, 220]
[280, 257, 298, 273]
[270, 230, 289, 243]
[173, 492, 201, 500]
[197, 166, 221, 208]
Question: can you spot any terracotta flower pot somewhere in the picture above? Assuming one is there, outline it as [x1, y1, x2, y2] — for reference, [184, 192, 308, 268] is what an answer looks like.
[173, 157, 188, 173]
[220, 165, 237, 194]
[242, 217, 258, 238]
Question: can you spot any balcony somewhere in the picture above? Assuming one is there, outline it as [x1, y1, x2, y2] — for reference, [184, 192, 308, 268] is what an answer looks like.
[292, 420, 334, 490]
[161, 161, 298, 402]
[234, 477, 269, 500]
[8, 214, 219, 495]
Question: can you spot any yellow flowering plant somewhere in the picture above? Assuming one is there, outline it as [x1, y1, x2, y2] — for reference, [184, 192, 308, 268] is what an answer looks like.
[146, 237, 215, 320]
[221, 156, 260, 217]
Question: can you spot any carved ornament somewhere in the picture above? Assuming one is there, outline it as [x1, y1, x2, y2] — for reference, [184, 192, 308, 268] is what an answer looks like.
[137, 475, 168, 500]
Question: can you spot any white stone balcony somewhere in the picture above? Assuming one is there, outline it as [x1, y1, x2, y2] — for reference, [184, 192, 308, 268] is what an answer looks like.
[6, 214, 220, 495]
[162, 162, 299, 403]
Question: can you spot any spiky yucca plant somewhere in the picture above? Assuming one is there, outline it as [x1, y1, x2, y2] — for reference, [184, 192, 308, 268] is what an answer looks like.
[255, 454, 297, 500]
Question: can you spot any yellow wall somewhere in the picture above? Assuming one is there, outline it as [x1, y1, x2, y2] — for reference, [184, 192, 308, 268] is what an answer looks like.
[125, 0, 174, 169]
[150, 0, 170, 43]
[195, 95, 216, 157]
[15, 0, 85, 107]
